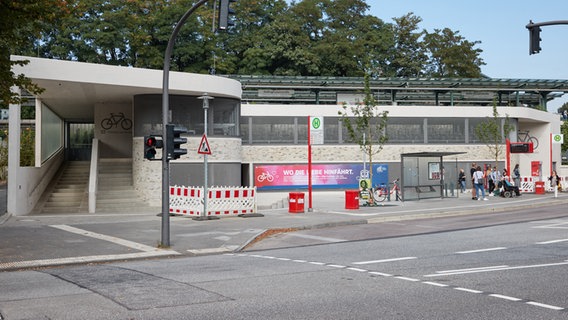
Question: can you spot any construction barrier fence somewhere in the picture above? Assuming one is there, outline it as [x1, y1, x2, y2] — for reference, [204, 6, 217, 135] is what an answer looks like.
[518, 176, 567, 193]
[169, 186, 257, 217]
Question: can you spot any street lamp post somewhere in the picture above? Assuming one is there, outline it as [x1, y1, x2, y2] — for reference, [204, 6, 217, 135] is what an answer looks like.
[161, 0, 208, 247]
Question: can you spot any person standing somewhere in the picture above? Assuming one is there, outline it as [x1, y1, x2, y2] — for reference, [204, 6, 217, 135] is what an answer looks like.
[549, 170, 561, 191]
[473, 165, 488, 201]
[470, 162, 477, 200]
[513, 164, 521, 187]
[458, 169, 466, 193]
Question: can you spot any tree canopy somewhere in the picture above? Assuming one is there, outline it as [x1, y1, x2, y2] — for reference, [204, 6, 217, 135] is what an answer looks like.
[2, 0, 486, 107]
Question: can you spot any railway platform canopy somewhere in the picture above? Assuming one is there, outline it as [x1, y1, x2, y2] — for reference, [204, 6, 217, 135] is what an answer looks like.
[228, 75, 568, 108]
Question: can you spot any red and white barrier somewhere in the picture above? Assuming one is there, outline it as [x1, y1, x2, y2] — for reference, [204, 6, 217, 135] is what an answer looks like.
[169, 186, 257, 217]
[517, 176, 567, 193]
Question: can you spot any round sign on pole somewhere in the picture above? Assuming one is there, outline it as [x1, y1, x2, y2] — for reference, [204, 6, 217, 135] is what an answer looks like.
[552, 133, 564, 144]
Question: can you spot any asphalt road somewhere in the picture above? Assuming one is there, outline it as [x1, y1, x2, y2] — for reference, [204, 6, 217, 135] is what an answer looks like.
[1, 204, 567, 319]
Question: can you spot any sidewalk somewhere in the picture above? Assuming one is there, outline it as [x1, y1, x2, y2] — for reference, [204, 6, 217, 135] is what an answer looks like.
[1, 191, 567, 271]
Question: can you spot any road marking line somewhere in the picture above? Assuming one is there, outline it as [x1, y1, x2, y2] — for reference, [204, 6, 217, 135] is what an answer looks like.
[455, 287, 483, 294]
[526, 301, 564, 311]
[277, 257, 291, 261]
[456, 247, 507, 254]
[536, 238, 568, 244]
[327, 264, 346, 268]
[286, 233, 345, 242]
[353, 257, 417, 265]
[435, 265, 509, 274]
[292, 259, 307, 263]
[49, 224, 172, 253]
[422, 281, 448, 287]
[489, 294, 522, 302]
[425, 261, 568, 277]
[369, 271, 393, 277]
[347, 267, 367, 272]
[309, 261, 326, 265]
[395, 276, 419, 282]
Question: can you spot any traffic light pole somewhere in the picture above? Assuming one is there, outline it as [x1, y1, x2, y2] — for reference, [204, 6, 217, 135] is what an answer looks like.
[161, 0, 208, 247]
[526, 20, 568, 55]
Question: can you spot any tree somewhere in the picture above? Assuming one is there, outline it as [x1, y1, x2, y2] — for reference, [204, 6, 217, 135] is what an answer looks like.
[386, 13, 427, 77]
[474, 102, 513, 169]
[0, 0, 69, 106]
[339, 72, 388, 203]
[423, 28, 485, 78]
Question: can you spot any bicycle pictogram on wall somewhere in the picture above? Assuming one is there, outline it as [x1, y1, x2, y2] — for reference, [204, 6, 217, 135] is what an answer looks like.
[100, 112, 132, 130]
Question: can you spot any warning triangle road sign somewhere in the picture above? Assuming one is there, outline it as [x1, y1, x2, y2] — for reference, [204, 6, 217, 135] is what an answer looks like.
[198, 134, 212, 155]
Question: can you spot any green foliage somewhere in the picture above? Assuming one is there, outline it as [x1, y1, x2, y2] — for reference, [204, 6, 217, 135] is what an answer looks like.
[19, 128, 35, 167]
[339, 73, 389, 185]
[7, 0, 485, 80]
[474, 102, 513, 168]
[561, 120, 568, 154]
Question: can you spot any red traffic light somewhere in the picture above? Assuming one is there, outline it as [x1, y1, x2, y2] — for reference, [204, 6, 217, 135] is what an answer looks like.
[146, 136, 157, 147]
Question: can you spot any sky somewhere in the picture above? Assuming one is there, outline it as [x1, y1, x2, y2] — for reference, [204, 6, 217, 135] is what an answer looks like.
[369, 0, 568, 112]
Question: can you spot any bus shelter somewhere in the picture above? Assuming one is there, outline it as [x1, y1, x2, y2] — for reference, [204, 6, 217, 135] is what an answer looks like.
[401, 152, 465, 201]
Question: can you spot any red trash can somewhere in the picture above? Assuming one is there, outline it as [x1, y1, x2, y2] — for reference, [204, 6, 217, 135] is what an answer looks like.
[345, 190, 360, 209]
[289, 192, 305, 213]
[535, 181, 545, 194]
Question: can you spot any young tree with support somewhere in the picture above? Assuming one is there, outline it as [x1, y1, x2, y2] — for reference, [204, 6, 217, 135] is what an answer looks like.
[339, 73, 388, 205]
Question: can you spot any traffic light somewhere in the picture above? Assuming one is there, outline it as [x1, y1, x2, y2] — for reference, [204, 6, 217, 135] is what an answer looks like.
[528, 24, 541, 55]
[166, 124, 188, 160]
[144, 135, 163, 160]
[218, 0, 236, 30]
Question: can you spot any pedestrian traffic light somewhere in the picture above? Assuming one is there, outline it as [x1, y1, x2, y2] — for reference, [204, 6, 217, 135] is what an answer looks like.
[218, 0, 236, 30]
[144, 135, 163, 160]
[528, 23, 541, 55]
[166, 124, 188, 160]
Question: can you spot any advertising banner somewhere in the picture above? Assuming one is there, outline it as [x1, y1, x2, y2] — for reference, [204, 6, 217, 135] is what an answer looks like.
[254, 163, 388, 190]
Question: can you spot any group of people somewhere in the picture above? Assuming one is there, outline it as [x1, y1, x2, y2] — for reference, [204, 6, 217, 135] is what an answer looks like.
[458, 163, 563, 199]
[458, 163, 521, 200]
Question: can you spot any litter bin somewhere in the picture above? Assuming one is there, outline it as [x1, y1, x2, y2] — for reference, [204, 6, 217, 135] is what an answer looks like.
[345, 190, 359, 209]
[535, 181, 545, 194]
[289, 192, 305, 213]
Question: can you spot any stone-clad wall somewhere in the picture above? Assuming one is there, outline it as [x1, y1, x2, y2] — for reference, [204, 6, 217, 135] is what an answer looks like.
[133, 137, 242, 204]
[241, 144, 492, 163]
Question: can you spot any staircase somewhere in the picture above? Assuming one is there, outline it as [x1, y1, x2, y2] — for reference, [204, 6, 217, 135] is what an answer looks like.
[39, 161, 89, 213]
[95, 158, 158, 213]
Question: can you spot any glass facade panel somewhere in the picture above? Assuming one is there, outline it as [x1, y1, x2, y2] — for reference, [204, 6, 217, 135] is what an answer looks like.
[427, 118, 465, 144]
[251, 117, 295, 144]
[41, 103, 63, 162]
[133, 94, 240, 137]
[386, 118, 424, 144]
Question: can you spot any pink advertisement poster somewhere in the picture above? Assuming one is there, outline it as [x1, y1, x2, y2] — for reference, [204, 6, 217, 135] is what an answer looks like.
[254, 163, 388, 190]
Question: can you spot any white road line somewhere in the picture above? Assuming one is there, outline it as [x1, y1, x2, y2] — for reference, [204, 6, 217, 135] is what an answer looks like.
[286, 233, 346, 243]
[454, 287, 483, 294]
[422, 281, 448, 287]
[327, 264, 346, 268]
[352, 257, 417, 265]
[536, 238, 568, 244]
[435, 265, 509, 274]
[456, 247, 507, 254]
[292, 259, 307, 263]
[526, 301, 564, 311]
[489, 294, 522, 302]
[309, 261, 326, 265]
[369, 271, 393, 277]
[425, 261, 568, 277]
[347, 267, 367, 272]
[49, 224, 172, 253]
[395, 276, 419, 282]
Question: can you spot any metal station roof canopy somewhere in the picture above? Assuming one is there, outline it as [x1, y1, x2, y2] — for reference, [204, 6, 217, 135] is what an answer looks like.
[227, 75, 568, 107]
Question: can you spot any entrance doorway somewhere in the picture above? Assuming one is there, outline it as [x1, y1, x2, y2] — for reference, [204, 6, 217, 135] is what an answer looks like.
[66, 123, 94, 161]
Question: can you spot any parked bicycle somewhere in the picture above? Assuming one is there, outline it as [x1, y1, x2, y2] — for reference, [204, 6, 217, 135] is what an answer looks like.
[101, 112, 132, 130]
[369, 178, 403, 203]
[517, 130, 539, 150]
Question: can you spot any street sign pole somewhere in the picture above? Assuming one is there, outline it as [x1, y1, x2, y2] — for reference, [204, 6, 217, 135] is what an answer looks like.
[195, 94, 216, 221]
